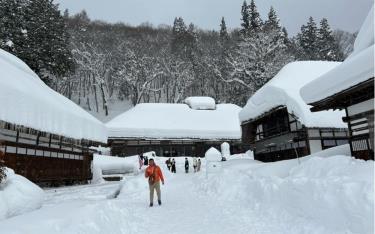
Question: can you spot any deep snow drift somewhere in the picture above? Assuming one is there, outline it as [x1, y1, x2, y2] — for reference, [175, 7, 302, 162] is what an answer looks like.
[0, 148, 373, 234]
[0, 168, 44, 220]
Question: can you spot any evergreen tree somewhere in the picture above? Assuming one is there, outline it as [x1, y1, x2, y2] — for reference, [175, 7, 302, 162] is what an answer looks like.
[264, 6, 280, 31]
[0, 0, 74, 83]
[186, 23, 199, 59]
[240, 1, 250, 35]
[171, 17, 187, 55]
[219, 17, 229, 47]
[297, 16, 318, 60]
[317, 18, 342, 61]
[248, 0, 262, 32]
[0, 0, 28, 53]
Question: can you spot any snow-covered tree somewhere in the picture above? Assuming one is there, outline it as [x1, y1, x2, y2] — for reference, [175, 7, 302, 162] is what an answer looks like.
[333, 29, 356, 58]
[264, 6, 280, 31]
[317, 18, 343, 61]
[240, 1, 250, 35]
[248, 0, 262, 33]
[219, 17, 229, 47]
[297, 17, 318, 60]
[0, 0, 74, 83]
[0, 0, 28, 53]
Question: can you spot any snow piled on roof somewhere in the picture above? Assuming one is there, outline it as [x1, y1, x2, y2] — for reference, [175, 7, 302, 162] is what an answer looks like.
[301, 6, 374, 104]
[106, 103, 242, 140]
[0, 49, 107, 143]
[239, 61, 347, 128]
[184, 96, 216, 110]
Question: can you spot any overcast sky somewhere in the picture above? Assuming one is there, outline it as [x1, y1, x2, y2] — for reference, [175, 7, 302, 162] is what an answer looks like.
[56, 0, 373, 35]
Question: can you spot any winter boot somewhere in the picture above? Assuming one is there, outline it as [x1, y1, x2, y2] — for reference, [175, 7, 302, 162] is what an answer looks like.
[149, 203, 153, 207]
[158, 200, 162, 205]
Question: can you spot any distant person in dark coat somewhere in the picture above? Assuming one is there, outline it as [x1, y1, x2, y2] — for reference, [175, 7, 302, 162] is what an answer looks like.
[184, 158, 189, 173]
[166, 158, 172, 171]
[144, 156, 149, 166]
[171, 158, 176, 173]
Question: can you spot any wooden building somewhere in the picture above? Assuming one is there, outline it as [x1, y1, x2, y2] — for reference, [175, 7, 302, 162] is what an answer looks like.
[301, 8, 374, 160]
[106, 97, 245, 157]
[239, 62, 349, 162]
[0, 49, 108, 185]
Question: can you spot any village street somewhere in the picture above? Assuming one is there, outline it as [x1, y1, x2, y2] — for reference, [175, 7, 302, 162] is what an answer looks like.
[1, 154, 372, 234]
[0, 158, 301, 234]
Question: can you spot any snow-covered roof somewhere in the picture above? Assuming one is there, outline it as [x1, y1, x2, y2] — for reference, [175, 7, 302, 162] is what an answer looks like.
[106, 103, 242, 140]
[239, 61, 347, 128]
[184, 96, 216, 110]
[0, 49, 108, 143]
[301, 6, 374, 104]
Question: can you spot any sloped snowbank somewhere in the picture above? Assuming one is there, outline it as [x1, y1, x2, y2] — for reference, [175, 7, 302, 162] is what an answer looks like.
[196, 148, 373, 234]
[0, 168, 44, 220]
[92, 155, 138, 183]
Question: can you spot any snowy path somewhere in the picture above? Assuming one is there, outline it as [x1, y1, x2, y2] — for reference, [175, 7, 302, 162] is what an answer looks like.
[0, 155, 372, 234]
[0, 168, 288, 234]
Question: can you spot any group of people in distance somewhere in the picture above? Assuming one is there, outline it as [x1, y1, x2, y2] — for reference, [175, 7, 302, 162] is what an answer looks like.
[165, 157, 202, 173]
[138, 154, 149, 170]
[165, 158, 177, 173]
[184, 157, 202, 173]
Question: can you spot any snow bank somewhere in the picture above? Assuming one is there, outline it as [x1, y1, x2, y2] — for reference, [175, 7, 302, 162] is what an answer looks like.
[239, 61, 347, 128]
[0, 168, 44, 220]
[205, 147, 222, 161]
[0, 49, 107, 143]
[301, 6, 374, 104]
[106, 103, 241, 140]
[220, 142, 230, 157]
[92, 155, 137, 183]
[197, 148, 374, 234]
[184, 96, 216, 110]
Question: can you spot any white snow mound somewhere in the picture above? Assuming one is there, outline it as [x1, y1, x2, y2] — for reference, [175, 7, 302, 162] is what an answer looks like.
[184, 96, 216, 110]
[0, 168, 44, 220]
[205, 147, 222, 161]
[197, 149, 374, 234]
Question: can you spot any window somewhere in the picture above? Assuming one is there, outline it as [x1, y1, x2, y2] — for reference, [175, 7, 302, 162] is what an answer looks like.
[255, 124, 264, 141]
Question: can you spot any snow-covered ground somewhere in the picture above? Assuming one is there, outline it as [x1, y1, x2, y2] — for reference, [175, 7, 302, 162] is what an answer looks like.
[0, 168, 44, 220]
[0, 148, 373, 234]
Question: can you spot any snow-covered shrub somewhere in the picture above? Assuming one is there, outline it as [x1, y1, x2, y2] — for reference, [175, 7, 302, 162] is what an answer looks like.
[0, 164, 6, 183]
[0, 150, 6, 183]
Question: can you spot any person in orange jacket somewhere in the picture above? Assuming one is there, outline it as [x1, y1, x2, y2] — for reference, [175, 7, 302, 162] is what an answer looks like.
[145, 158, 164, 207]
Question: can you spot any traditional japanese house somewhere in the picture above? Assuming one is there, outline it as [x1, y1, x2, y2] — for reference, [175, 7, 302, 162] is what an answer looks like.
[106, 97, 244, 157]
[301, 7, 374, 160]
[0, 49, 108, 185]
[239, 61, 349, 162]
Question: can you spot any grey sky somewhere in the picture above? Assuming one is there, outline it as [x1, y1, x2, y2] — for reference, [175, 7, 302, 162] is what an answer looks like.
[56, 0, 373, 35]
